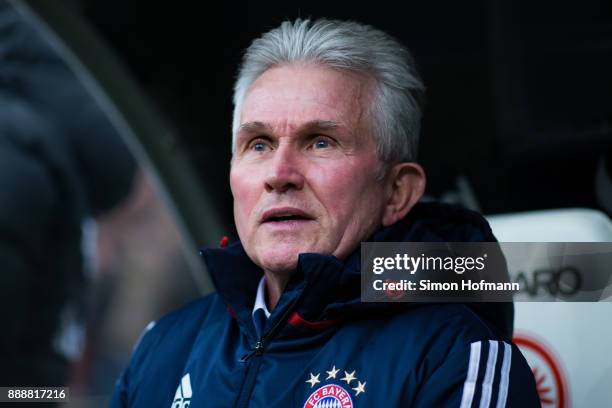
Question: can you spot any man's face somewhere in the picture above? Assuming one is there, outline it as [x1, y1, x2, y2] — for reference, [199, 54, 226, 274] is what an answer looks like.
[230, 64, 387, 273]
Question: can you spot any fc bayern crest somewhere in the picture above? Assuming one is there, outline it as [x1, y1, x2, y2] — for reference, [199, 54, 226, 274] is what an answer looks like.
[303, 384, 353, 408]
[303, 365, 366, 408]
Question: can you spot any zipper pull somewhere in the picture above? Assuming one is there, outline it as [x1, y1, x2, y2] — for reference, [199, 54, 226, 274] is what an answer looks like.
[239, 340, 264, 362]
[237, 292, 303, 363]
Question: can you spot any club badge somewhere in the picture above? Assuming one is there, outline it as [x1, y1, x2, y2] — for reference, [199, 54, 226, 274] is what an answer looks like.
[303, 365, 366, 408]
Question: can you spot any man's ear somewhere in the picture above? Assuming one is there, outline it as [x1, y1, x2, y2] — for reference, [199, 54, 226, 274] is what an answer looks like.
[381, 162, 426, 227]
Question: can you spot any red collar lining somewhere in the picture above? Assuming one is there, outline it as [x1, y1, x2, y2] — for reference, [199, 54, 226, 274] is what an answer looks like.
[288, 312, 340, 330]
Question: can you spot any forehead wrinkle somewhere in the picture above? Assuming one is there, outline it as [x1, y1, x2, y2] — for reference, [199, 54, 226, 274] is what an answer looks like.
[240, 66, 375, 143]
[296, 120, 342, 134]
[350, 74, 378, 147]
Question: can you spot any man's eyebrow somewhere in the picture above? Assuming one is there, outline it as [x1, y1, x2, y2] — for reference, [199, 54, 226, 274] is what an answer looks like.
[238, 120, 341, 135]
[238, 121, 274, 135]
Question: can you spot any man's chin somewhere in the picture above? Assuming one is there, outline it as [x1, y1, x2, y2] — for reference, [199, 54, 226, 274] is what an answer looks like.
[258, 255, 299, 274]
[255, 246, 312, 274]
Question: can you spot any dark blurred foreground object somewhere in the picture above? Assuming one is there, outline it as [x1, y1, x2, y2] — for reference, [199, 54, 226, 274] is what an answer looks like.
[0, 0, 136, 387]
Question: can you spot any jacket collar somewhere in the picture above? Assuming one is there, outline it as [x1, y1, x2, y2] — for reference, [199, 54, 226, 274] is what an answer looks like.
[200, 240, 352, 329]
[199, 202, 511, 338]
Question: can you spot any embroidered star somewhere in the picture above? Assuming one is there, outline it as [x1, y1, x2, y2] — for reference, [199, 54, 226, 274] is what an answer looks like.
[341, 370, 357, 384]
[306, 373, 321, 388]
[326, 366, 340, 380]
[352, 381, 366, 396]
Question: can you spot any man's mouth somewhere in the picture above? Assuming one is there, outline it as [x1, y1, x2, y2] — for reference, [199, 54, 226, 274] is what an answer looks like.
[261, 207, 314, 224]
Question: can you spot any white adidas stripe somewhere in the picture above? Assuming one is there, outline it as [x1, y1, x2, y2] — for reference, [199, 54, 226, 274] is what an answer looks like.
[460, 341, 512, 408]
[460, 341, 482, 408]
[479, 340, 499, 408]
[171, 373, 193, 408]
[495, 342, 512, 408]
[181, 373, 193, 399]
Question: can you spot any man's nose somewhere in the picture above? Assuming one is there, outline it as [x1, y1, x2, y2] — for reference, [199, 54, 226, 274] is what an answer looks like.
[264, 145, 305, 193]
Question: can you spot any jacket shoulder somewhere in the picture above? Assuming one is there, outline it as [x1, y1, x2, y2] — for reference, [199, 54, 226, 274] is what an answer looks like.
[381, 304, 539, 407]
[110, 293, 227, 407]
[148, 294, 222, 330]
[405, 202, 497, 242]
[133, 293, 225, 358]
[382, 303, 500, 353]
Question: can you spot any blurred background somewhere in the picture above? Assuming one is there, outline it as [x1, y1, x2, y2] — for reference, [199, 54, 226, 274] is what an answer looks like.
[0, 0, 610, 406]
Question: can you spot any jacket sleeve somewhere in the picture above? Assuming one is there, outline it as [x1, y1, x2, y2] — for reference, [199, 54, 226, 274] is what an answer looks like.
[109, 321, 157, 408]
[109, 370, 129, 408]
[411, 340, 541, 408]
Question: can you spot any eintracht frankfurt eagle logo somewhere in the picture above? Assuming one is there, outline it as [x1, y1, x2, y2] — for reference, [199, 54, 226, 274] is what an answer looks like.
[303, 365, 366, 408]
[513, 333, 568, 408]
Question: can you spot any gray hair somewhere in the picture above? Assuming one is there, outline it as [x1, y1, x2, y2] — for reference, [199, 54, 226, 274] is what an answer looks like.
[232, 18, 425, 166]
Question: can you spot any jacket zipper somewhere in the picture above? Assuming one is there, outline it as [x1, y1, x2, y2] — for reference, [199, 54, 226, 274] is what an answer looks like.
[234, 294, 302, 408]
[234, 343, 264, 408]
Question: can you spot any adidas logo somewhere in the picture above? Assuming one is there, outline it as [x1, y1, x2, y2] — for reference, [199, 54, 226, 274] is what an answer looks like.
[171, 373, 193, 408]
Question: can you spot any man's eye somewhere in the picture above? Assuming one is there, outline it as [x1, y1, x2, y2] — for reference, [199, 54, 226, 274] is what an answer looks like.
[251, 141, 268, 152]
[313, 138, 331, 149]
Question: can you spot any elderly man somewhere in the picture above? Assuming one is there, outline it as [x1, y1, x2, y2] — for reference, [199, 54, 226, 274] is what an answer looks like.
[111, 19, 539, 407]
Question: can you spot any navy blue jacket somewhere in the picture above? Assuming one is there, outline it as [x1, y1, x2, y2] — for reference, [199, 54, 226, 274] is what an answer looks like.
[111, 203, 540, 407]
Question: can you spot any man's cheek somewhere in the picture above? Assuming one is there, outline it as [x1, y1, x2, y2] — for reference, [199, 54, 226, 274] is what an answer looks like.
[232, 183, 256, 219]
